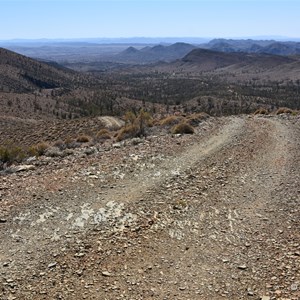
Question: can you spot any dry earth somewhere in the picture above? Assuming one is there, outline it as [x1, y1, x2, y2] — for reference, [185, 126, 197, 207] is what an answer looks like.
[0, 114, 299, 300]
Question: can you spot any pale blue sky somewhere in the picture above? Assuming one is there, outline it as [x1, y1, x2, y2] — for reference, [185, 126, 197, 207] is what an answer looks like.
[0, 0, 299, 40]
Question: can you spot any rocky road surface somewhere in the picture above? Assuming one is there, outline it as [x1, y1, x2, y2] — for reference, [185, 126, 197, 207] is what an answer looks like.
[0, 115, 299, 300]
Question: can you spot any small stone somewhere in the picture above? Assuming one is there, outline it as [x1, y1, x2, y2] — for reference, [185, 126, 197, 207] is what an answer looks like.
[13, 165, 35, 172]
[0, 218, 7, 223]
[75, 253, 85, 257]
[274, 290, 281, 295]
[48, 262, 57, 268]
[102, 271, 111, 277]
[261, 296, 270, 300]
[179, 287, 186, 291]
[112, 143, 121, 149]
[238, 265, 247, 270]
[291, 283, 298, 291]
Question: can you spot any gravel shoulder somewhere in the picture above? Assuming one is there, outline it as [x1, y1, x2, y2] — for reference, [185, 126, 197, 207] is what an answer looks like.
[0, 115, 299, 300]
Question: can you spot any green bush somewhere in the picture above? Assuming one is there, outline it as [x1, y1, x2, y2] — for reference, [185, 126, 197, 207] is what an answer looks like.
[0, 144, 26, 164]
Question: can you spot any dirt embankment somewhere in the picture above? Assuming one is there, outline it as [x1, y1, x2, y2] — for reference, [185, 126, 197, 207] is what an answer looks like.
[0, 115, 299, 300]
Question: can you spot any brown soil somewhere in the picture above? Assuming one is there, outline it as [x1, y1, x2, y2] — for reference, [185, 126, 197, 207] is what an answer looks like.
[0, 114, 299, 300]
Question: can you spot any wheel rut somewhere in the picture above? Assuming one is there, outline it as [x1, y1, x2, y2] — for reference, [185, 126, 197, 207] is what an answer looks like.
[0, 115, 299, 300]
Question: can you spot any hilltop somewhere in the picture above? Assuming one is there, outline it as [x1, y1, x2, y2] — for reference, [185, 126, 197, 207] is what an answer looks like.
[0, 47, 88, 93]
[113, 42, 197, 64]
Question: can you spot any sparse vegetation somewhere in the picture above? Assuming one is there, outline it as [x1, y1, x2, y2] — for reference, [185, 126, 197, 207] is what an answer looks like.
[159, 115, 182, 126]
[124, 111, 136, 125]
[33, 142, 49, 156]
[53, 139, 66, 150]
[275, 107, 293, 115]
[171, 122, 195, 134]
[76, 135, 91, 143]
[254, 108, 268, 115]
[0, 144, 26, 164]
[186, 112, 210, 126]
[116, 124, 139, 142]
[116, 109, 152, 141]
[96, 129, 111, 141]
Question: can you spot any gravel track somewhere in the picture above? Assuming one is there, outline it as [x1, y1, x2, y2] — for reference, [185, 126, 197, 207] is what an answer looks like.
[0, 115, 299, 300]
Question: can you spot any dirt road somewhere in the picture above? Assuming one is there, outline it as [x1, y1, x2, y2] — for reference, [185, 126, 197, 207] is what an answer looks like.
[0, 115, 299, 299]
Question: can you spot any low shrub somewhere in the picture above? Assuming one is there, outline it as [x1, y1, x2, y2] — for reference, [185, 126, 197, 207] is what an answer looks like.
[44, 146, 63, 157]
[28, 142, 49, 157]
[275, 107, 293, 115]
[76, 135, 91, 143]
[186, 112, 210, 126]
[53, 139, 66, 150]
[124, 111, 136, 125]
[117, 109, 153, 141]
[0, 145, 26, 164]
[36, 142, 50, 156]
[96, 129, 111, 141]
[254, 108, 268, 115]
[116, 124, 139, 142]
[171, 122, 195, 134]
[65, 137, 76, 149]
[159, 115, 182, 126]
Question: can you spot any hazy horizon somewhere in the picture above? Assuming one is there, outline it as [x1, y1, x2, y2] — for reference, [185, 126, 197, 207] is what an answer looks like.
[1, 0, 299, 41]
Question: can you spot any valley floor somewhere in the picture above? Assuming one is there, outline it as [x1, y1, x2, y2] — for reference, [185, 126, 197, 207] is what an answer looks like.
[0, 114, 299, 300]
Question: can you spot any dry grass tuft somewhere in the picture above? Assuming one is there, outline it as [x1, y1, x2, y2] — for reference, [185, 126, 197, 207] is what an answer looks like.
[53, 139, 66, 150]
[76, 135, 91, 143]
[275, 107, 293, 115]
[0, 144, 26, 164]
[116, 124, 139, 142]
[254, 108, 268, 115]
[159, 115, 183, 126]
[171, 122, 195, 134]
[96, 129, 111, 141]
[186, 112, 210, 125]
[33, 142, 50, 156]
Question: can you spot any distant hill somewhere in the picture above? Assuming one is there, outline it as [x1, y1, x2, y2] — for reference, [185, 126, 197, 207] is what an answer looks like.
[181, 48, 296, 71]
[259, 42, 300, 56]
[0, 48, 109, 120]
[113, 42, 197, 64]
[0, 47, 90, 93]
[203, 39, 300, 56]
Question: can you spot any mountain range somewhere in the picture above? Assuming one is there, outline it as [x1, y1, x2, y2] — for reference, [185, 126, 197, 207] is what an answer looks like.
[109, 39, 300, 64]
[112, 42, 197, 64]
[204, 39, 300, 56]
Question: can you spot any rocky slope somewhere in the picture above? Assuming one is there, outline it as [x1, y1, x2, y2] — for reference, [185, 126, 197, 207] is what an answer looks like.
[0, 114, 299, 300]
[0, 47, 89, 93]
